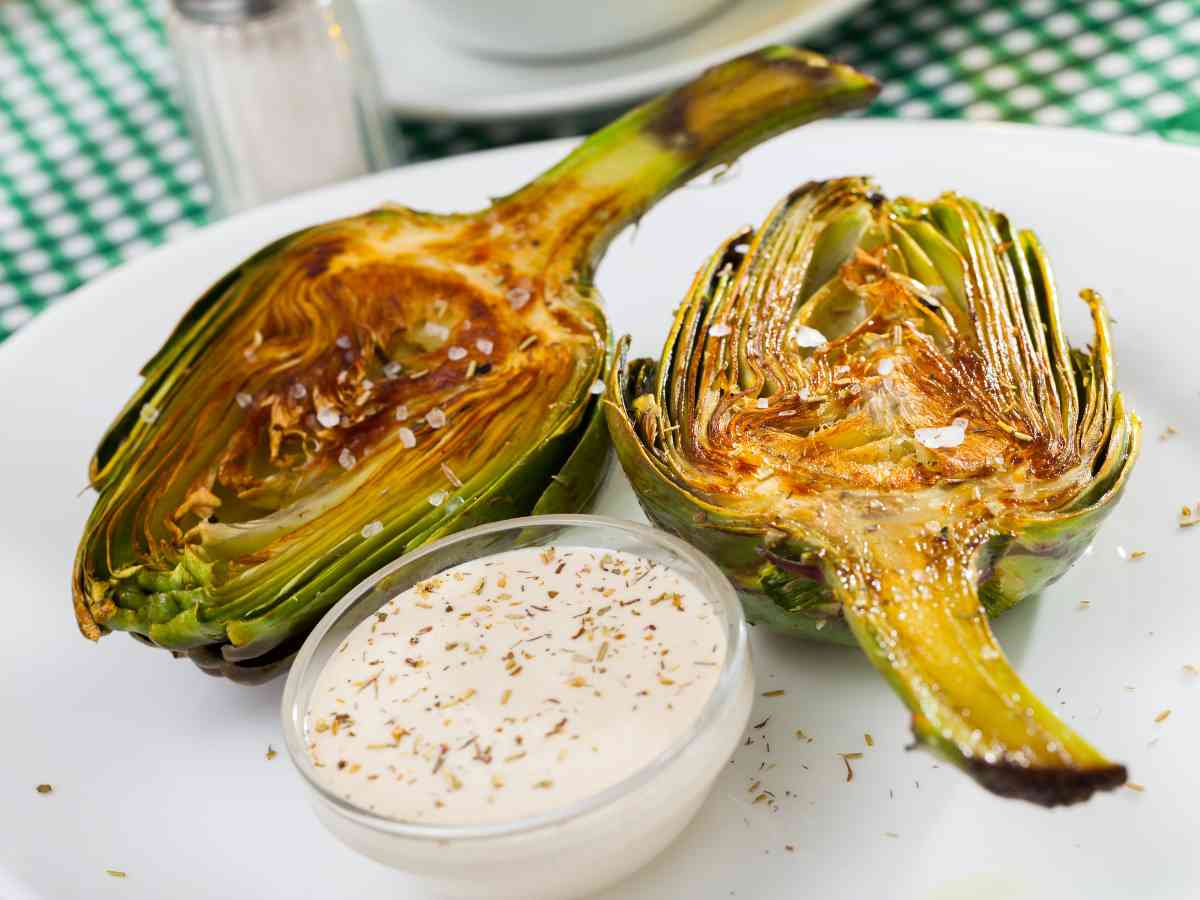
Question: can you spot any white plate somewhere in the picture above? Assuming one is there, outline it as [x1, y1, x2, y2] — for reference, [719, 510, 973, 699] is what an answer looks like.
[359, 0, 868, 119]
[2, 121, 1199, 900]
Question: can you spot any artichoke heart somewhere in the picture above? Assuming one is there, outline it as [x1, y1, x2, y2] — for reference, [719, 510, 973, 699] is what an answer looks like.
[72, 48, 879, 683]
[608, 177, 1139, 805]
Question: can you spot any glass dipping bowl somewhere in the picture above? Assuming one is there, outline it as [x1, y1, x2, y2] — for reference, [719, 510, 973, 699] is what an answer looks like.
[282, 514, 752, 899]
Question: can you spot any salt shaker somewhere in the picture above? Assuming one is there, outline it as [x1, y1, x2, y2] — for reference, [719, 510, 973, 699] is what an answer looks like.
[166, 0, 395, 216]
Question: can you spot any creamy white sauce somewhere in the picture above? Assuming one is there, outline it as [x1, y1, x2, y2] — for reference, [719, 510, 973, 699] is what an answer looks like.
[305, 546, 726, 824]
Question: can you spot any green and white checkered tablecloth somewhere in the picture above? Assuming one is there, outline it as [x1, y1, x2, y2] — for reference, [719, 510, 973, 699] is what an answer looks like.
[2, 0, 1199, 344]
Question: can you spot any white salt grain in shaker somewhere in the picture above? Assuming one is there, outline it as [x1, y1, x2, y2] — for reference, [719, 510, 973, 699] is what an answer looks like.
[166, 0, 394, 216]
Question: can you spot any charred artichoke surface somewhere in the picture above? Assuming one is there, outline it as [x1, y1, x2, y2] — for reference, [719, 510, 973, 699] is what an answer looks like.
[73, 49, 878, 683]
[608, 177, 1139, 805]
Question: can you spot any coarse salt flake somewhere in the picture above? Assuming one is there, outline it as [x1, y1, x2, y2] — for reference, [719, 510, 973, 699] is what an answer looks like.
[290, 383, 307, 400]
[448, 346, 468, 361]
[476, 338, 494, 355]
[428, 490, 447, 507]
[423, 321, 450, 342]
[361, 520, 383, 539]
[755, 397, 769, 409]
[338, 447, 356, 470]
[394, 404, 409, 421]
[398, 427, 416, 448]
[336, 334, 352, 349]
[708, 323, 731, 337]
[441, 462, 463, 487]
[236, 392, 253, 409]
[793, 325, 828, 348]
[426, 408, 447, 429]
[507, 287, 532, 309]
[590, 380, 605, 395]
[139, 403, 159, 424]
[914, 418, 967, 449]
[878, 358, 895, 375]
[316, 407, 340, 429]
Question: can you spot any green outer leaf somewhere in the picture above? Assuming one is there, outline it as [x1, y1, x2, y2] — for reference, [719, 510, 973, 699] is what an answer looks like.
[743, 579, 857, 646]
[531, 393, 611, 516]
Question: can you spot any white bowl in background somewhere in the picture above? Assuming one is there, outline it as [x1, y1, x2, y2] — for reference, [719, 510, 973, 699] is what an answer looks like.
[415, 0, 727, 61]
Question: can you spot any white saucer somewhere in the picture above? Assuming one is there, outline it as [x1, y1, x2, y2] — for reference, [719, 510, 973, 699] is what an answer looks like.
[359, 0, 869, 120]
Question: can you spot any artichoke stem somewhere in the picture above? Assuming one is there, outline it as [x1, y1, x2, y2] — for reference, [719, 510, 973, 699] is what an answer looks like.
[501, 46, 879, 278]
[833, 531, 1126, 806]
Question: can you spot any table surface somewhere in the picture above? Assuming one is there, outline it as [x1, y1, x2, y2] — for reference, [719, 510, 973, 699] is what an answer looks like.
[1, 0, 1198, 344]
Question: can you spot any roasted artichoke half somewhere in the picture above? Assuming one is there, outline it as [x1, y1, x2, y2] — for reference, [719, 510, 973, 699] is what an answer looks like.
[73, 48, 878, 683]
[608, 177, 1139, 805]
